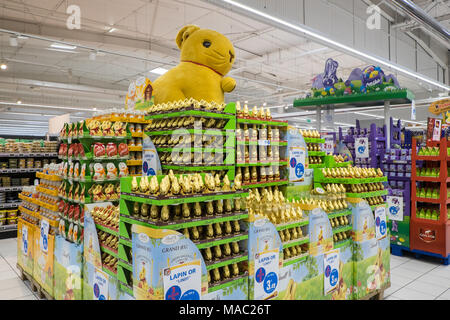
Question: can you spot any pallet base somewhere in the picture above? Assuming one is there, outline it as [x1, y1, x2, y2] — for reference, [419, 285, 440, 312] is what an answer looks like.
[16, 264, 54, 300]
[390, 244, 450, 265]
[359, 282, 390, 300]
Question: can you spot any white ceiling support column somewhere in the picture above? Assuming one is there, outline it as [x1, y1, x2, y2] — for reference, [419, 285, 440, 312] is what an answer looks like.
[316, 106, 322, 133]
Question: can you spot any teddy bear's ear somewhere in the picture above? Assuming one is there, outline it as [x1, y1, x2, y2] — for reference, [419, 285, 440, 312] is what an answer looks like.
[176, 24, 200, 49]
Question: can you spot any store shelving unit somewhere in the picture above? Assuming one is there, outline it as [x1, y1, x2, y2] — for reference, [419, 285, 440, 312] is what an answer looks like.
[58, 120, 132, 281]
[305, 136, 326, 168]
[410, 138, 450, 264]
[338, 121, 387, 169]
[117, 103, 250, 297]
[236, 114, 288, 190]
[383, 118, 413, 250]
[117, 175, 249, 296]
[0, 150, 58, 238]
[146, 104, 237, 181]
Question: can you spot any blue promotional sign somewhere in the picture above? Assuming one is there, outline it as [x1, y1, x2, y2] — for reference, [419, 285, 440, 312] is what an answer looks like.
[254, 249, 279, 299]
[355, 137, 369, 158]
[324, 249, 340, 294]
[387, 196, 403, 222]
[374, 206, 387, 240]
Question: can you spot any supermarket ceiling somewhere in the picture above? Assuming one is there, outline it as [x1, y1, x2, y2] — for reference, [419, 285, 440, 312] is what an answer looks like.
[0, 0, 448, 135]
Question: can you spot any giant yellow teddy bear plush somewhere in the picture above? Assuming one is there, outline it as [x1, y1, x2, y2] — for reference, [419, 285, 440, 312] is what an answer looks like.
[152, 25, 236, 105]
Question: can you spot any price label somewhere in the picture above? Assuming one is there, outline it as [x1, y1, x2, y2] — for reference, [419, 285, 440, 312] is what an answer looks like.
[258, 140, 270, 146]
[163, 260, 202, 300]
[374, 206, 387, 240]
[322, 134, 334, 154]
[93, 268, 109, 300]
[254, 249, 279, 300]
[289, 146, 306, 182]
[324, 249, 340, 294]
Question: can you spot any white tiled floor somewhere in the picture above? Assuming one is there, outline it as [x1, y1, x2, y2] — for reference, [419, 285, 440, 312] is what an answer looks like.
[385, 253, 450, 300]
[0, 237, 39, 300]
[1, 237, 450, 300]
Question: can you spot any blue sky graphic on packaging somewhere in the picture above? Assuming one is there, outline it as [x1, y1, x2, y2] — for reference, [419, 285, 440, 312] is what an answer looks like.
[83, 205, 102, 269]
[286, 126, 307, 183]
[309, 208, 333, 256]
[82, 204, 124, 300]
[131, 225, 207, 300]
[247, 216, 282, 300]
[202, 279, 248, 300]
[54, 235, 83, 300]
[352, 202, 376, 242]
[142, 134, 161, 176]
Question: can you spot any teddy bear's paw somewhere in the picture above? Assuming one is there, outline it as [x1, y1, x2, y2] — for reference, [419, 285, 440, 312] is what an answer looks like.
[221, 77, 236, 92]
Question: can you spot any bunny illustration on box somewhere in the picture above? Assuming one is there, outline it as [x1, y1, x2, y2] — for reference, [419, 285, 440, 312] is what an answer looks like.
[152, 25, 236, 104]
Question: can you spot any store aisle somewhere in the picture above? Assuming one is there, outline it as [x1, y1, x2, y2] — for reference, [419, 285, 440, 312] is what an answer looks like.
[1, 236, 450, 300]
[0, 237, 38, 300]
[385, 253, 450, 300]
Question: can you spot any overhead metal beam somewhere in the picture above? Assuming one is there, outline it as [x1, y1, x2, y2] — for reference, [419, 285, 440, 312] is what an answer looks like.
[0, 76, 126, 96]
[406, 31, 448, 71]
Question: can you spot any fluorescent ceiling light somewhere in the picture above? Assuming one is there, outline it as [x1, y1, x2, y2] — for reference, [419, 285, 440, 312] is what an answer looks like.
[16, 99, 22, 104]
[47, 48, 78, 54]
[108, 27, 117, 33]
[150, 67, 168, 75]
[218, 0, 450, 92]
[334, 122, 353, 126]
[17, 35, 28, 40]
[0, 101, 96, 112]
[9, 36, 18, 47]
[354, 112, 384, 119]
[50, 43, 77, 50]
[0, 63, 7, 70]
[0, 119, 48, 124]
[89, 51, 97, 61]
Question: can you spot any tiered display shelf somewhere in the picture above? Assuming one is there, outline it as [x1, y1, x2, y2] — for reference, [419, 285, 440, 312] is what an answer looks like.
[236, 114, 288, 190]
[146, 104, 237, 181]
[338, 121, 387, 169]
[117, 173, 249, 296]
[410, 138, 450, 263]
[0, 152, 58, 236]
[383, 118, 413, 249]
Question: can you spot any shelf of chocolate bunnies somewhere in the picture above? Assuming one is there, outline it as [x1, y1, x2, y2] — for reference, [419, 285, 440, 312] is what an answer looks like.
[236, 161, 287, 167]
[303, 137, 325, 144]
[120, 175, 248, 206]
[314, 166, 387, 184]
[194, 232, 249, 249]
[282, 236, 309, 249]
[236, 117, 288, 127]
[100, 243, 118, 258]
[146, 108, 236, 120]
[205, 251, 248, 271]
[145, 129, 229, 136]
[332, 225, 352, 234]
[156, 147, 233, 153]
[208, 272, 249, 292]
[236, 140, 287, 146]
[283, 253, 309, 267]
[160, 164, 234, 171]
[102, 264, 117, 277]
[120, 211, 248, 231]
[275, 218, 309, 231]
[95, 223, 119, 236]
